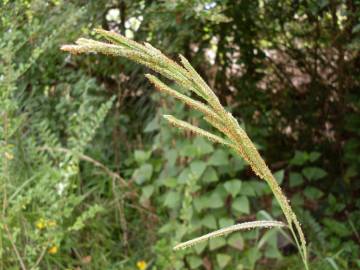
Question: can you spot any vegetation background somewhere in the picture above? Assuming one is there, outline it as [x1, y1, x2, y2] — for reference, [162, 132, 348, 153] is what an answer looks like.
[1, 0, 360, 269]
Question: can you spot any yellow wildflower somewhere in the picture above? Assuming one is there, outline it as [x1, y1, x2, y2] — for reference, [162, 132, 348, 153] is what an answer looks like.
[48, 245, 58, 254]
[136, 260, 147, 270]
[4, 152, 14, 160]
[36, 218, 46, 230]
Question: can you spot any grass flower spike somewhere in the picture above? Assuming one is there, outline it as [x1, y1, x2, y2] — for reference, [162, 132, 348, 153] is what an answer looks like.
[62, 29, 309, 270]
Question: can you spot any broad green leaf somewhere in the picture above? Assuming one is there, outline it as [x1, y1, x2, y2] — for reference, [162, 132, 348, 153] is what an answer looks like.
[219, 217, 235, 228]
[160, 177, 178, 188]
[186, 255, 202, 269]
[224, 179, 242, 198]
[231, 154, 246, 171]
[194, 137, 213, 155]
[323, 218, 351, 237]
[178, 168, 191, 184]
[217, 254, 231, 268]
[190, 160, 207, 179]
[209, 237, 226, 250]
[244, 247, 262, 269]
[302, 167, 327, 181]
[289, 172, 304, 187]
[180, 144, 198, 157]
[141, 185, 154, 199]
[309, 151, 321, 162]
[193, 196, 206, 212]
[202, 215, 217, 229]
[164, 191, 181, 208]
[206, 193, 224, 209]
[251, 181, 269, 196]
[208, 149, 228, 166]
[290, 151, 308, 166]
[265, 245, 282, 259]
[304, 187, 324, 200]
[228, 233, 244, 250]
[133, 164, 153, 184]
[232, 196, 250, 214]
[194, 242, 207, 254]
[165, 149, 178, 167]
[144, 116, 159, 132]
[201, 166, 219, 183]
[241, 182, 256, 196]
[258, 228, 277, 248]
[134, 150, 151, 164]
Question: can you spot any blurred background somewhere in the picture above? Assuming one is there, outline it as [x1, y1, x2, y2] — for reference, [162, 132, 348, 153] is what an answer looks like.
[1, 0, 360, 269]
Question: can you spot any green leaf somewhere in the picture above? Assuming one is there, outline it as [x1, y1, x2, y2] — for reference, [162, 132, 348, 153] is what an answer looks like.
[201, 166, 219, 183]
[194, 241, 207, 254]
[323, 218, 351, 237]
[232, 196, 250, 214]
[241, 182, 256, 196]
[304, 187, 324, 200]
[209, 237, 226, 250]
[134, 150, 151, 164]
[208, 149, 228, 166]
[232, 155, 246, 172]
[133, 164, 153, 184]
[141, 185, 154, 199]
[219, 217, 235, 228]
[144, 116, 159, 132]
[202, 215, 217, 229]
[159, 177, 178, 188]
[216, 254, 231, 268]
[265, 245, 282, 259]
[180, 144, 198, 157]
[244, 247, 262, 269]
[224, 179, 242, 198]
[164, 191, 181, 208]
[228, 233, 244, 250]
[165, 149, 178, 167]
[289, 172, 304, 187]
[178, 168, 191, 184]
[290, 151, 308, 166]
[193, 196, 206, 212]
[206, 193, 224, 209]
[190, 160, 207, 179]
[274, 170, 284, 184]
[302, 167, 327, 181]
[194, 137, 214, 155]
[186, 255, 202, 269]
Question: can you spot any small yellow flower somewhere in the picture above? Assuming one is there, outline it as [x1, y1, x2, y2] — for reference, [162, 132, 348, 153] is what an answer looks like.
[136, 260, 147, 270]
[4, 152, 14, 160]
[36, 218, 46, 230]
[48, 245, 58, 254]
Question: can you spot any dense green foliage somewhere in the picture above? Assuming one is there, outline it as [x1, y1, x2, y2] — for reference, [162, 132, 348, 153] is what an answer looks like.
[1, 0, 360, 269]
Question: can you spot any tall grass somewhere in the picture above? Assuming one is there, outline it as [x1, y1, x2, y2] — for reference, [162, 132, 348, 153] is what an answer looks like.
[61, 29, 309, 269]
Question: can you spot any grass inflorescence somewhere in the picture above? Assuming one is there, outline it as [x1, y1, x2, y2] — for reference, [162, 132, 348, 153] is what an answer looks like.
[61, 29, 309, 269]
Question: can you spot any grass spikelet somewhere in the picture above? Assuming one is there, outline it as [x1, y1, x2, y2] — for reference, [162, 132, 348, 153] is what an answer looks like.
[163, 115, 231, 147]
[146, 74, 221, 121]
[173, 220, 286, 250]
